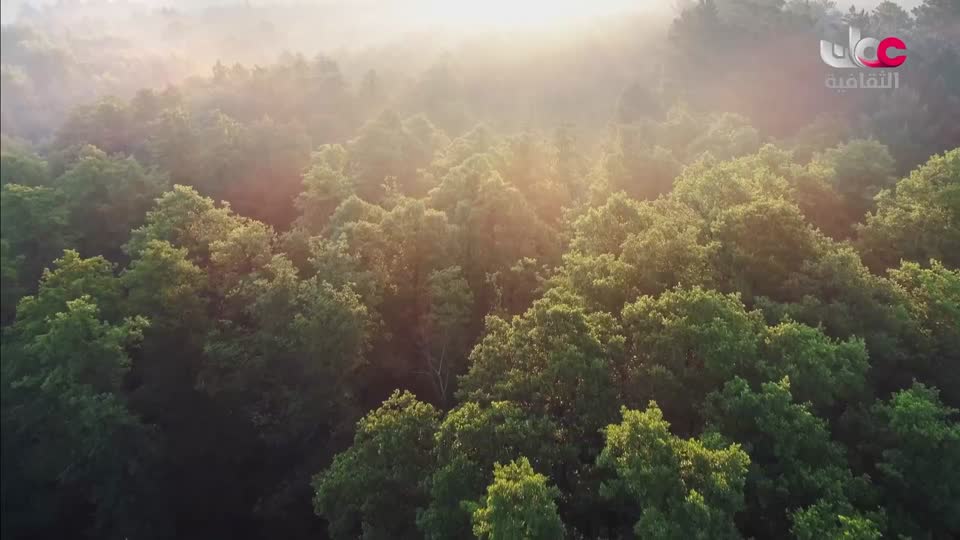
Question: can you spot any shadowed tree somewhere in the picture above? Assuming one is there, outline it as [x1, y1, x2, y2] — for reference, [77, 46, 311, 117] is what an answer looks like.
[313, 391, 439, 540]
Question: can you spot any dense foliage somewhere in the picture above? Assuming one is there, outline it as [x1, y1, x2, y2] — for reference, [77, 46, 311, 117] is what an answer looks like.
[1, 1, 958, 539]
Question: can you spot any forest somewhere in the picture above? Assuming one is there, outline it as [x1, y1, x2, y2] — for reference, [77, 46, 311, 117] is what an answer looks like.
[0, 0, 958, 539]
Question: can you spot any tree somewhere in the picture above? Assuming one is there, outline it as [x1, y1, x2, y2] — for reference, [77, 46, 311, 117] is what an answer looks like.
[120, 240, 264, 540]
[54, 98, 136, 155]
[0, 183, 70, 285]
[207, 218, 276, 301]
[567, 191, 649, 258]
[668, 0, 729, 93]
[870, 1, 912, 36]
[755, 245, 921, 399]
[687, 112, 761, 161]
[705, 377, 867, 538]
[202, 255, 371, 447]
[498, 132, 575, 223]
[601, 131, 682, 200]
[870, 383, 960, 537]
[621, 287, 767, 431]
[622, 286, 867, 427]
[53, 145, 168, 259]
[12, 250, 123, 337]
[345, 111, 440, 202]
[125, 185, 240, 264]
[313, 391, 439, 540]
[0, 149, 49, 186]
[666, 149, 828, 300]
[419, 401, 560, 539]
[456, 289, 624, 533]
[1, 296, 151, 539]
[712, 197, 820, 299]
[325, 196, 460, 389]
[0, 240, 23, 323]
[144, 106, 196, 184]
[597, 403, 749, 540]
[888, 261, 960, 405]
[762, 321, 868, 410]
[429, 154, 557, 309]
[842, 5, 871, 33]
[617, 199, 717, 298]
[812, 140, 896, 225]
[230, 116, 312, 227]
[564, 194, 719, 312]
[857, 148, 960, 271]
[467, 457, 564, 540]
[791, 499, 883, 540]
[295, 144, 353, 233]
[458, 289, 623, 444]
[421, 266, 474, 405]
[121, 239, 208, 344]
[672, 148, 795, 221]
[551, 251, 639, 314]
[912, 0, 960, 31]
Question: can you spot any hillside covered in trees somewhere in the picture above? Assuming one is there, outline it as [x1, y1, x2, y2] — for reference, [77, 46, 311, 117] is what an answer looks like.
[1, 1, 958, 539]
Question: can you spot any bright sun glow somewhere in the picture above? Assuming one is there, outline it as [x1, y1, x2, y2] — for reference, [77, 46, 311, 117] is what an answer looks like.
[416, 0, 643, 29]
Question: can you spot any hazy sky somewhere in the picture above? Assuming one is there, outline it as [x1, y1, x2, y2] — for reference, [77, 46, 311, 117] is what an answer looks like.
[2, 0, 649, 26]
[0, 0, 928, 26]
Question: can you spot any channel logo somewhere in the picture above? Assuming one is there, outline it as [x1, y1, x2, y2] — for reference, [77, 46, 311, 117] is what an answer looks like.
[820, 26, 907, 69]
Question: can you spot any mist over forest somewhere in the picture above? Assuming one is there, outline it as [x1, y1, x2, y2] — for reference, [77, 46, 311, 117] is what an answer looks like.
[1, 1, 958, 539]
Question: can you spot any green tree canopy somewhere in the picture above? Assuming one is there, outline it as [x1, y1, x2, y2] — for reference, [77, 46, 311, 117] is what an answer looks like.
[313, 391, 439, 540]
[598, 402, 749, 540]
[858, 148, 960, 271]
[467, 457, 565, 540]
